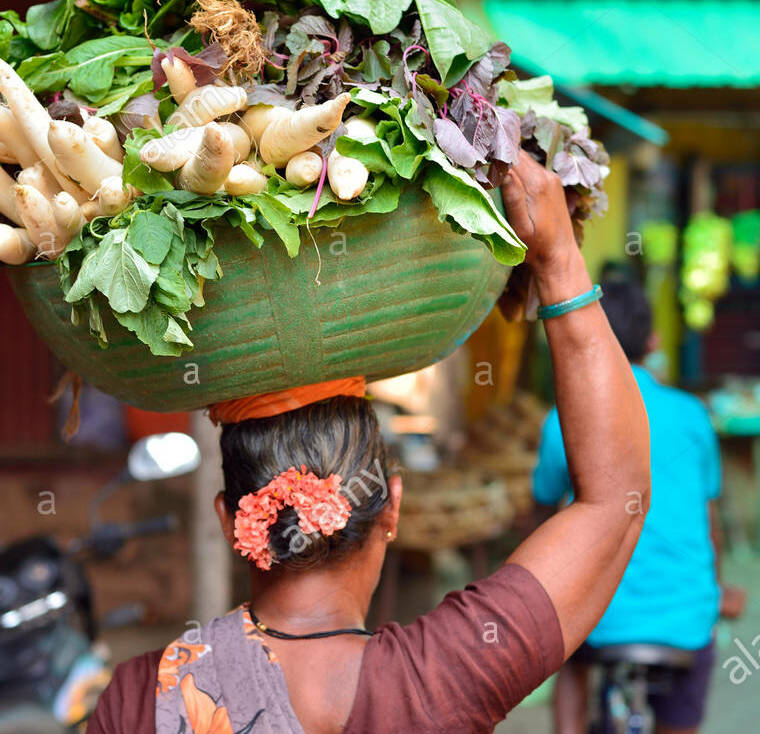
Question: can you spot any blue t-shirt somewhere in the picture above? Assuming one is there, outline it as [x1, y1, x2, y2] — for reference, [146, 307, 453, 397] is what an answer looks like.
[533, 366, 722, 650]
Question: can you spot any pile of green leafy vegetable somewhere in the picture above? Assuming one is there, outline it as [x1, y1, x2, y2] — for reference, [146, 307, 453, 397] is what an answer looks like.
[0, 0, 195, 113]
[7, 0, 609, 357]
[59, 189, 301, 355]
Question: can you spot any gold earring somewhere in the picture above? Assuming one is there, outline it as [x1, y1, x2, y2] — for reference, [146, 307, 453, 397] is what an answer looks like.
[385, 530, 393, 540]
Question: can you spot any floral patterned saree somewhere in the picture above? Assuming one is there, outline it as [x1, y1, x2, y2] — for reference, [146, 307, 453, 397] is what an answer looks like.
[155, 605, 305, 734]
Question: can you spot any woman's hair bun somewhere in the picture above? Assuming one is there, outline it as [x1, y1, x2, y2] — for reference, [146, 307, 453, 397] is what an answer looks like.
[220, 396, 388, 570]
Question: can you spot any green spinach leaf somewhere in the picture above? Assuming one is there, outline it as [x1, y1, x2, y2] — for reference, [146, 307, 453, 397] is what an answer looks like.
[414, 0, 492, 86]
[91, 229, 159, 313]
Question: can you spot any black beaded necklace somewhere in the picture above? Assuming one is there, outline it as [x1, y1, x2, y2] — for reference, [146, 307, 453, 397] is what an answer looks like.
[248, 608, 372, 640]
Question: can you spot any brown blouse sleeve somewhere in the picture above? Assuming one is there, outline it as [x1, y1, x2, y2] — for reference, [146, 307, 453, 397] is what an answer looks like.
[343, 563, 564, 734]
[86, 649, 162, 734]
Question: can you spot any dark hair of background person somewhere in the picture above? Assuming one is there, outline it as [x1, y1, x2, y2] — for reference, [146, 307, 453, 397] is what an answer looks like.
[220, 396, 389, 570]
[599, 277, 653, 362]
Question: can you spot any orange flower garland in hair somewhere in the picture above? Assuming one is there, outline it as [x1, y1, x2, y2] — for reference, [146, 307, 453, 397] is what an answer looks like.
[234, 465, 350, 570]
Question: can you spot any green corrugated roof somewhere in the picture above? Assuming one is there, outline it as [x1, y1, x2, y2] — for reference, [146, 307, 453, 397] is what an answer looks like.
[482, 0, 760, 88]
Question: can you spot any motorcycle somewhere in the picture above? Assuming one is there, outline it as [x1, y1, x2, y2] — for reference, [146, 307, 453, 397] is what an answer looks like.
[587, 643, 696, 734]
[0, 432, 201, 733]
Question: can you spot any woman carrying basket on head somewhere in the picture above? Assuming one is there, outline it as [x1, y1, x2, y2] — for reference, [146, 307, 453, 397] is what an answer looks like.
[87, 152, 650, 734]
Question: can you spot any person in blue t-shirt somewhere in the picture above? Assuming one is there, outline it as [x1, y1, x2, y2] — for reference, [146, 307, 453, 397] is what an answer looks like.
[533, 278, 746, 734]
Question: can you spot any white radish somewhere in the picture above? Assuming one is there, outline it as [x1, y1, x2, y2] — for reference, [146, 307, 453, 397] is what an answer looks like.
[239, 105, 292, 147]
[17, 161, 61, 200]
[0, 141, 16, 164]
[344, 116, 377, 139]
[0, 108, 61, 203]
[12, 184, 68, 258]
[0, 166, 22, 226]
[0, 61, 89, 203]
[177, 122, 235, 194]
[260, 93, 351, 168]
[0, 224, 35, 264]
[167, 84, 248, 128]
[139, 126, 204, 172]
[52, 192, 86, 237]
[327, 150, 368, 200]
[285, 151, 323, 187]
[83, 116, 123, 162]
[47, 120, 122, 195]
[81, 199, 105, 221]
[224, 164, 267, 196]
[217, 122, 251, 163]
[0, 105, 39, 168]
[98, 176, 134, 215]
[326, 116, 374, 200]
[161, 55, 197, 104]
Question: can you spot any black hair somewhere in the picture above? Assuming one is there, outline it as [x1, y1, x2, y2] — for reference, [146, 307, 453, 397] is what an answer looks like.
[220, 396, 389, 570]
[600, 277, 653, 362]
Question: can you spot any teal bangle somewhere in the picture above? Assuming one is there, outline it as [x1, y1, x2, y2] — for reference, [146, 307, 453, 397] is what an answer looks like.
[537, 284, 603, 320]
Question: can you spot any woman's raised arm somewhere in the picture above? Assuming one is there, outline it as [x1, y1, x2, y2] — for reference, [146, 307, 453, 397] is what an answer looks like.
[501, 153, 651, 660]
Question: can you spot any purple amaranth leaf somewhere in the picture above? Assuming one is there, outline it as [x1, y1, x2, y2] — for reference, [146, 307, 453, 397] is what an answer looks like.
[286, 39, 326, 95]
[567, 129, 599, 159]
[552, 150, 603, 188]
[291, 15, 338, 45]
[299, 55, 329, 81]
[195, 43, 228, 74]
[462, 54, 493, 97]
[565, 187, 580, 216]
[112, 94, 161, 141]
[246, 83, 296, 108]
[520, 108, 537, 139]
[151, 43, 227, 92]
[151, 47, 166, 92]
[485, 159, 511, 188]
[488, 41, 512, 77]
[408, 91, 436, 143]
[261, 11, 280, 51]
[458, 42, 511, 101]
[492, 106, 520, 165]
[344, 79, 381, 91]
[302, 63, 339, 105]
[434, 117, 486, 168]
[48, 99, 85, 126]
[460, 101, 498, 160]
[337, 19, 353, 55]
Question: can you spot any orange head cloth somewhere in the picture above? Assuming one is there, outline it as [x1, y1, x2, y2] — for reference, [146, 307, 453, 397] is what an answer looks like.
[207, 377, 367, 425]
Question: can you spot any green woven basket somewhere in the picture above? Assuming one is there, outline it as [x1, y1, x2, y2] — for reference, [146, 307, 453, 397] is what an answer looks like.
[6, 187, 509, 412]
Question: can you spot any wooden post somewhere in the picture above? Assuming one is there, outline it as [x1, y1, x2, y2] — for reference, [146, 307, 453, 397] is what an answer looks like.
[190, 411, 232, 622]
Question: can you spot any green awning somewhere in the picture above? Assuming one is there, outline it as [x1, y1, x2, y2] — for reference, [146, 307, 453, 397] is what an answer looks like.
[482, 0, 760, 88]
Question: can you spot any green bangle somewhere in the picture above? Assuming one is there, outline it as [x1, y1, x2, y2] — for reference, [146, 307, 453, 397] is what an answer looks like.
[537, 284, 603, 320]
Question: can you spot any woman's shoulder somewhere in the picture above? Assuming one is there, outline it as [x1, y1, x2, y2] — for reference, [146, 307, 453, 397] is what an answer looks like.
[87, 649, 162, 734]
[344, 563, 563, 734]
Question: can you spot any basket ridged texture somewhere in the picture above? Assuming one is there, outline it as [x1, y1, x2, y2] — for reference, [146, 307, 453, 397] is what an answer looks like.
[7, 188, 509, 412]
